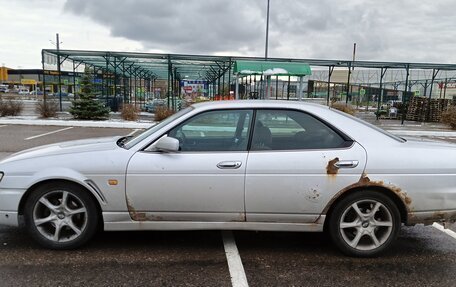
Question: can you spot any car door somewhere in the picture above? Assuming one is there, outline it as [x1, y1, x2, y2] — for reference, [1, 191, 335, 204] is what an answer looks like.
[245, 109, 367, 223]
[126, 109, 253, 222]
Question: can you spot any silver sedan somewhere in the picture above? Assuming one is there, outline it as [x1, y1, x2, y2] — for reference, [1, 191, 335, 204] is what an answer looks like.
[0, 100, 455, 257]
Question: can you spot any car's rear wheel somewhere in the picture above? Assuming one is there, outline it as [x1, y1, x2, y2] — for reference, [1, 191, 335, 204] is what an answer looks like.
[24, 182, 99, 249]
[328, 191, 401, 257]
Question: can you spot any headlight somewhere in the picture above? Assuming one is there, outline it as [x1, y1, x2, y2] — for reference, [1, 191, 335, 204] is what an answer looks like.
[0, 172, 3, 182]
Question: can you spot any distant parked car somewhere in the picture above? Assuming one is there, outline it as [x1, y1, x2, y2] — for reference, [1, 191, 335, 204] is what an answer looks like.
[18, 88, 30, 95]
[29, 91, 44, 96]
[53, 92, 68, 97]
[145, 98, 187, 112]
[0, 85, 9, 93]
[144, 99, 166, 112]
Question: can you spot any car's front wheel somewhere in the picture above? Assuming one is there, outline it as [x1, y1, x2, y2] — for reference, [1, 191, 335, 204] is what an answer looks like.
[24, 182, 99, 249]
[328, 191, 401, 257]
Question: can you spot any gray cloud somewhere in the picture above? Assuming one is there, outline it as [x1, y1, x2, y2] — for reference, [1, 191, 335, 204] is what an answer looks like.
[64, 0, 266, 54]
[63, 0, 456, 63]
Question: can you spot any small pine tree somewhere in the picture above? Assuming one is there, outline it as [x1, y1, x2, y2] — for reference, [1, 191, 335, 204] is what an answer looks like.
[69, 68, 110, 120]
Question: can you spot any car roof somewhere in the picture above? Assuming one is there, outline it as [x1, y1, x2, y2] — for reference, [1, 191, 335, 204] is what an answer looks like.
[192, 100, 330, 111]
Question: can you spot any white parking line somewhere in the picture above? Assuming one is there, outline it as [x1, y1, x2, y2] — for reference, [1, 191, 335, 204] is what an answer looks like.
[25, 127, 74, 140]
[0, 125, 7, 128]
[432, 223, 456, 240]
[222, 231, 249, 287]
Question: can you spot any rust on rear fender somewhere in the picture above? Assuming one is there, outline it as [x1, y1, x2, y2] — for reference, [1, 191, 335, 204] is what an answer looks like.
[321, 173, 412, 215]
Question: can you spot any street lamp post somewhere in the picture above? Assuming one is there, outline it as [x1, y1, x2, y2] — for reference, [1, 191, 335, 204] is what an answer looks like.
[265, 0, 270, 59]
[265, 0, 271, 99]
[56, 33, 62, 111]
[50, 33, 63, 111]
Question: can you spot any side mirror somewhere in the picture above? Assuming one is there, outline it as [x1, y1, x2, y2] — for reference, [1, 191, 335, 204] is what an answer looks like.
[154, 136, 180, 152]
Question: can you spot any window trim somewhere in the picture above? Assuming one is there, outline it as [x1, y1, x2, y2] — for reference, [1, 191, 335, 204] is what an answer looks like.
[142, 107, 355, 153]
[249, 108, 354, 152]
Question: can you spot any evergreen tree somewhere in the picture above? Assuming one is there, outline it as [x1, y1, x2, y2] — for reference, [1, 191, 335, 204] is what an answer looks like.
[69, 68, 110, 120]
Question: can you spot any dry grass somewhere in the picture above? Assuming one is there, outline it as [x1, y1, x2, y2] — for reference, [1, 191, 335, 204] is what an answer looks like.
[330, 102, 356, 115]
[441, 106, 456, 129]
[120, 103, 140, 121]
[0, 99, 23, 116]
[36, 100, 59, 118]
[155, 106, 175, 121]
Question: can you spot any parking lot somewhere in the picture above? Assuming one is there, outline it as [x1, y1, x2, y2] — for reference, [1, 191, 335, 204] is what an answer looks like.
[0, 124, 455, 286]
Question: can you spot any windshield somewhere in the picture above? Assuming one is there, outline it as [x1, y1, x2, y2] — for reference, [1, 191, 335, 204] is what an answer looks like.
[123, 106, 194, 149]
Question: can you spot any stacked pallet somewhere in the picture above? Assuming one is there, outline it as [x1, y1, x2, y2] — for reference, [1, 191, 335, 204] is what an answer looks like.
[429, 99, 452, 122]
[406, 97, 427, 122]
[406, 97, 452, 122]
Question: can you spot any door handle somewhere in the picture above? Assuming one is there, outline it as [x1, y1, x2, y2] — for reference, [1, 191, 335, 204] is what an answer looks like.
[217, 161, 242, 169]
[334, 160, 359, 169]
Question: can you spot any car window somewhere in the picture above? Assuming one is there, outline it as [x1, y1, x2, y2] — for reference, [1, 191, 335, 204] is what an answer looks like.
[251, 109, 347, 150]
[168, 110, 253, 152]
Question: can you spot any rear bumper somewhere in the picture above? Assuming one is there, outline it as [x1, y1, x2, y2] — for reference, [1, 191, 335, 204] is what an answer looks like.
[408, 210, 456, 226]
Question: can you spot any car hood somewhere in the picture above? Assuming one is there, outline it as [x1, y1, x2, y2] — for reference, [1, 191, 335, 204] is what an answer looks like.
[0, 136, 122, 164]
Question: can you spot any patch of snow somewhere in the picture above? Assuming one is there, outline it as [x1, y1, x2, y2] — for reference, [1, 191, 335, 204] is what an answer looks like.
[240, 70, 258, 75]
[387, 130, 456, 137]
[262, 68, 289, 75]
[0, 117, 154, 129]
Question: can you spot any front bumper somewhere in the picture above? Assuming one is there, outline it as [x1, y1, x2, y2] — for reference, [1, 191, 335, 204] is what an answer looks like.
[0, 188, 26, 227]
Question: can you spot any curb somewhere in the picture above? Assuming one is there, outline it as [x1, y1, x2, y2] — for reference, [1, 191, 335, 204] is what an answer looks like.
[0, 118, 154, 129]
[387, 130, 456, 137]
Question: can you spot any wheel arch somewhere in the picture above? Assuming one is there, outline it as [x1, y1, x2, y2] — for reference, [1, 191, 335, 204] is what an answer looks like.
[18, 179, 104, 227]
[323, 185, 408, 230]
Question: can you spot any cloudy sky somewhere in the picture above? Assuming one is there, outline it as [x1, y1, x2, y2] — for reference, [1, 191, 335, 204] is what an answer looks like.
[2, 0, 456, 68]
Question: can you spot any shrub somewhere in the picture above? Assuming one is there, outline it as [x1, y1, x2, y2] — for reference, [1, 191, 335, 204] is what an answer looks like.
[330, 102, 355, 115]
[0, 99, 23, 117]
[441, 106, 456, 129]
[155, 106, 175, 121]
[36, 100, 59, 118]
[120, 103, 140, 121]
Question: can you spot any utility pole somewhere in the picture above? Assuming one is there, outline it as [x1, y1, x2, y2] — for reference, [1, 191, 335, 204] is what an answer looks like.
[51, 33, 63, 111]
[346, 43, 356, 104]
[265, 0, 270, 59]
[264, 0, 271, 99]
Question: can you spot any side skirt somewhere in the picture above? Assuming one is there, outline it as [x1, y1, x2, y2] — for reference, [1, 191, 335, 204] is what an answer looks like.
[103, 212, 326, 232]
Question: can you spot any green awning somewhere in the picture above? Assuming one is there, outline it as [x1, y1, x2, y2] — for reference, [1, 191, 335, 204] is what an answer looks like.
[234, 60, 312, 76]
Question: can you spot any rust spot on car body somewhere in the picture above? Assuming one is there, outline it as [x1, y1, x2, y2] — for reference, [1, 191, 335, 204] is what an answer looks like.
[321, 173, 412, 215]
[306, 189, 321, 202]
[326, 157, 340, 176]
[231, 213, 246, 222]
[126, 197, 163, 221]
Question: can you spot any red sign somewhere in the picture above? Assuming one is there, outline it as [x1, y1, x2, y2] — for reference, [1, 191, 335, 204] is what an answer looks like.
[442, 82, 456, 89]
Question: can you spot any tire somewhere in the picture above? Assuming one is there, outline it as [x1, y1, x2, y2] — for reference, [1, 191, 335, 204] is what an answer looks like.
[328, 191, 401, 257]
[23, 182, 99, 249]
